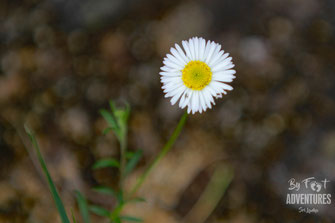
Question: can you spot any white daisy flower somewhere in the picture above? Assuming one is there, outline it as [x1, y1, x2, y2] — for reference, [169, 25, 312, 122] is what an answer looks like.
[160, 37, 236, 114]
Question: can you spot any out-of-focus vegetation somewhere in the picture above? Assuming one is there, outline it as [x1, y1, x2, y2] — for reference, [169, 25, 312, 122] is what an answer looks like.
[1, 0, 335, 222]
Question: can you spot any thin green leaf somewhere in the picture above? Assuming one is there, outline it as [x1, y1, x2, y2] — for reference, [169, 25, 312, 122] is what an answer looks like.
[109, 100, 117, 113]
[122, 103, 130, 124]
[100, 109, 119, 132]
[124, 149, 143, 176]
[103, 101, 130, 142]
[120, 216, 143, 222]
[110, 204, 124, 221]
[92, 158, 120, 169]
[114, 105, 130, 126]
[103, 127, 112, 135]
[126, 151, 135, 159]
[116, 190, 124, 205]
[92, 186, 117, 197]
[75, 191, 90, 223]
[71, 209, 76, 223]
[112, 217, 122, 223]
[89, 205, 110, 217]
[128, 197, 146, 203]
[24, 126, 70, 223]
[124, 103, 130, 122]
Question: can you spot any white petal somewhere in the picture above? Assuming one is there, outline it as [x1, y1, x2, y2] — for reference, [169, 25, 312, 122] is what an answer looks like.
[165, 83, 185, 97]
[207, 44, 221, 65]
[183, 90, 194, 111]
[213, 69, 236, 76]
[206, 85, 220, 100]
[166, 53, 185, 67]
[224, 63, 235, 70]
[178, 89, 188, 108]
[179, 89, 188, 108]
[202, 88, 213, 109]
[163, 58, 183, 70]
[191, 91, 196, 114]
[159, 71, 182, 77]
[211, 57, 233, 72]
[211, 53, 229, 68]
[170, 48, 187, 66]
[188, 38, 196, 61]
[194, 37, 199, 60]
[187, 104, 191, 113]
[205, 42, 217, 64]
[160, 76, 180, 84]
[162, 80, 183, 91]
[192, 91, 200, 114]
[202, 40, 211, 62]
[199, 91, 207, 112]
[160, 66, 180, 72]
[198, 38, 206, 61]
[209, 83, 226, 95]
[212, 75, 235, 83]
[170, 86, 186, 105]
[174, 43, 190, 64]
[211, 81, 233, 91]
[181, 90, 193, 109]
[182, 40, 193, 61]
[208, 50, 224, 67]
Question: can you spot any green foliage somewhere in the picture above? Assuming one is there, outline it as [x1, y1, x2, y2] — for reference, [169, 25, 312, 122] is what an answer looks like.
[26, 100, 187, 223]
[25, 100, 220, 223]
[120, 216, 143, 222]
[128, 197, 146, 203]
[89, 205, 111, 217]
[93, 158, 120, 169]
[75, 191, 91, 223]
[124, 149, 142, 177]
[116, 190, 124, 205]
[93, 186, 118, 197]
[100, 101, 130, 142]
[88, 100, 145, 222]
[103, 127, 113, 135]
[100, 109, 120, 138]
[25, 126, 71, 223]
[125, 151, 135, 159]
[71, 209, 77, 223]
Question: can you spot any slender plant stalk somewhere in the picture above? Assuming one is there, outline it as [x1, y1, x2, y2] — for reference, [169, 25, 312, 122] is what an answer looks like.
[182, 164, 234, 223]
[119, 128, 128, 188]
[25, 126, 71, 223]
[129, 111, 188, 197]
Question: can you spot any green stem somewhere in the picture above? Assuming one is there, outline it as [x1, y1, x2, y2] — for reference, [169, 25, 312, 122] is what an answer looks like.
[129, 111, 188, 197]
[182, 164, 233, 223]
[119, 129, 127, 188]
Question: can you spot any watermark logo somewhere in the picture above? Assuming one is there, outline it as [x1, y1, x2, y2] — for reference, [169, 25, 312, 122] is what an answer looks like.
[286, 177, 331, 214]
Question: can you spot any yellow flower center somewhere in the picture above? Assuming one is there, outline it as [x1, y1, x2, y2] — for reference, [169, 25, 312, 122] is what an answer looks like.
[182, 61, 212, 90]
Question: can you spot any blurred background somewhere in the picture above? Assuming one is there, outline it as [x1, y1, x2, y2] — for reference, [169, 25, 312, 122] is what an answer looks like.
[1, 0, 335, 222]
